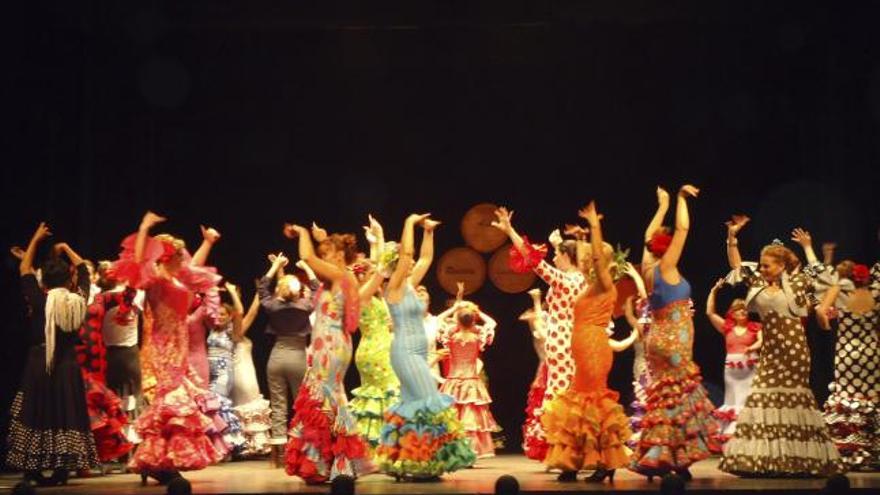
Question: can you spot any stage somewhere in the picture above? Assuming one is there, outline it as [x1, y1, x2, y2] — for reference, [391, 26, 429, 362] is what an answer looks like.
[1, 455, 878, 495]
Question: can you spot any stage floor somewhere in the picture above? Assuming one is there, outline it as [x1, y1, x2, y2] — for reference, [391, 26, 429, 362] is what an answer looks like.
[2, 455, 878, 495]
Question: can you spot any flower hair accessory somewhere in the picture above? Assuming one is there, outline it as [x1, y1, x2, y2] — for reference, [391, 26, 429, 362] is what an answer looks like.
[647, 231, 672, 257]
[610, 245, 631, 282]
[852, 264, 870, 285]
[378, 241, 400, 278]
[157, 240, 178, 263]
[770, 238, 785, 247]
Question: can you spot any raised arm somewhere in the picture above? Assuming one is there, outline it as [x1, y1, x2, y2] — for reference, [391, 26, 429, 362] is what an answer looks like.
[705, 279, 727, 333]
[642, 186, 670, 268]
[20, 222, 52, 276]
[411, 219, 439, 287]
[579, 201, 613, 292]
[264, 253, 288, 280]
[364, 214, 385, 263]
[284, 223, 346, 283]
[660, 185, 699, 273]
[491, 207, 529, 256]
[791, 228, 818, 265]
[191, 225, 221, 267]
[821, 242, 836, 266]
[358, 269, 385, 305]
[746, 328, 763, 352]
[387, 213, 430, 297]
[241, 292, 260, 334]
[136, 211, 166, 264]
[725, 215, 749, 270]
[54, 242, 85, 267]
[225, 281, 245, 339]
[624, 262, 648, 300]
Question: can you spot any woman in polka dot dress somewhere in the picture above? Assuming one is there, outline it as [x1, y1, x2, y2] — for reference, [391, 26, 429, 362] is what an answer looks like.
[492, 207, 586, 461]
[815, 259, 880, 471]
[719, 220, 845, 477]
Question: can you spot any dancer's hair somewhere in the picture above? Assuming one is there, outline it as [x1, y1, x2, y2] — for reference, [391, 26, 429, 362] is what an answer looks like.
[318, 233, 358, 265]
[760, 244, 800, 273]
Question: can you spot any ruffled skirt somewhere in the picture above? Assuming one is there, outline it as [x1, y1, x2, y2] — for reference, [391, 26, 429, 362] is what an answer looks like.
[440, 377, 500, 458]
[82, 373, 134, 462]
[128, 378, 229, 472]
[350, 384, 399, 450]
[822, 387, 879, 471]
[234, 397, 272, 457]
[522, 362, 549, 460]
[541, 389, 632, 471]
[376, 393, 477, 478]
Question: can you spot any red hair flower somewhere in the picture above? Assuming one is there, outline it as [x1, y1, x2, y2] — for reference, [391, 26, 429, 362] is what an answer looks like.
[647, 231, 672, 257]
[852, 264, 870, 286]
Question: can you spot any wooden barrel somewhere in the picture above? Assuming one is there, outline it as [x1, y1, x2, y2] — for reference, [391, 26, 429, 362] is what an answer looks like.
[461, 203, 508, 253]
[488, 244, 537, 294]
[436, 247, 487, 296]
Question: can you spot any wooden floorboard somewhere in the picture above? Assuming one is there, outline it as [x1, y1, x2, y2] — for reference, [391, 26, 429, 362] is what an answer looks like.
[2, 455, 878, 494]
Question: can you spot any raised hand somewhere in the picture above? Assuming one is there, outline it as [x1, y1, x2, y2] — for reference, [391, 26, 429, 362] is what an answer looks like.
[725, 214, 750, 238]
[140, 211, 166, 230]
[490, 207, 513, 233]
[679, 184, 700, 198]
[9, 246, 25, 260]
[564, 224, 589, 239]
[406, 213, 432, 225]
[791, 227, 813, 248]
[283, 223, 306, 239]
[657, 186, 670, 206]
[548, 229, 563, 247]
[711, 277, 725, 292]
[311, 222, 328, 242]
[422, 218, 441, 231]
[224, 281, 238, 294]
[527, 287, 542, 300]
[456, 281, 465, 299]
[201, 225, 221, 244]
[578, 201, 602, 226]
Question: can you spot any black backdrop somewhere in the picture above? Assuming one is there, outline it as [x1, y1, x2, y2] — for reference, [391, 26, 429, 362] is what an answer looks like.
[3, 0, 880, 457]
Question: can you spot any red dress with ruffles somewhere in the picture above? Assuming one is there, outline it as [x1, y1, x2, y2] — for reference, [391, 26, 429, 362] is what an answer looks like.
[77, 291, 135, 462]
[110, 234, 229, 472]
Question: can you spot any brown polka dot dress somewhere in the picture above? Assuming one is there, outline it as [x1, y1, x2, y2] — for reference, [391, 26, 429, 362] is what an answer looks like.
[719, 264, 846, 477]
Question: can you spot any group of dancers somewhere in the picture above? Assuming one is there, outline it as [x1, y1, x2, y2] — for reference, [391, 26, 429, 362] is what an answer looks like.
[5, 185, 878, 488]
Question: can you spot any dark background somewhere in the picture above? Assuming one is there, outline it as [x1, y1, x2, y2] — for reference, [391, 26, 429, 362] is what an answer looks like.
[3, 1, 879, 458]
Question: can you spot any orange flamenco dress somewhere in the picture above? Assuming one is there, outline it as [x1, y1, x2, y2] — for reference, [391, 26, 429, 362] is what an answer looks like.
[540, 286, 632, 471]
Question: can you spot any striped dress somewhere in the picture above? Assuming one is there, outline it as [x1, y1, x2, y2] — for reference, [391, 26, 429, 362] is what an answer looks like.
[376, 284, 475, 478]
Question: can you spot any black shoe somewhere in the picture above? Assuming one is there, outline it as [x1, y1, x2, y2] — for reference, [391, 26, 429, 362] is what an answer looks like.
[585, 468, 615, 483]
[675, 468, 693, 482]
[24, 470, 54, 487]
[556, 470, 577, 482]
[140, 470, 181, 485]
[50, 468, 70, 485]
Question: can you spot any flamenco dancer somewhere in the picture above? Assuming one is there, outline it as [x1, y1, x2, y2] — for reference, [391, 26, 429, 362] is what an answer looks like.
[629, 186, 720, 481]
[94, 261, 144, 449]
[350, 215, 400, 455]
[376, 214, 475, 480]
[492, 209, 586, 461]
[6, 224, 98, 486]
[538, 202, 632, 482]
[620, 270, 651, 449]
[718, 219, 844, 477]
[705, 280, 762, 444]
[519, 289, 548, 458]
[437, 297, 501, 459]
[282, 223, 371, 484]
[814, 257, 880, 471]
[227, 283, 272, 457]
[76, 282, 136, 467]
[110, 212, 229, 484]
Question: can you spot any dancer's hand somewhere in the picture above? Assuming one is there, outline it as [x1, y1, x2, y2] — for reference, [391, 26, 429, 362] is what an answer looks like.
[623, 262, 640, 280]
[527, 287, 542, 300]
[548, 229, 563, 248]
[725, 214, 750, 238]
[140, 211, 166, 231]
[564, 224, 589, 239]
[791, 228, 813, 248]
[711, 278, 725, 292]
[201, 225, 221, 244]
[406, 213, 431, 225]
[422, 218, 441, 231]
[9, 245, 24, 260]
[656, 186, 670, 207]
[679, 184, 700, 198]
[283, 223, 306, 239]
[311, 222, 328, 242]
[490, 207, 513, 233]
[578, 201, 602, 227]
[224, 281, 239, 294]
